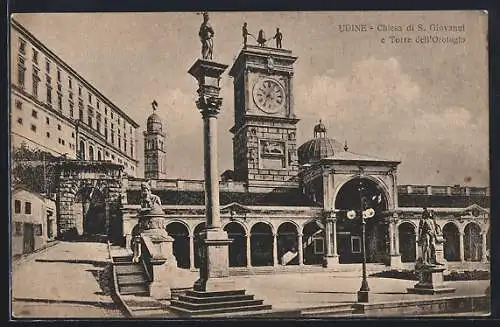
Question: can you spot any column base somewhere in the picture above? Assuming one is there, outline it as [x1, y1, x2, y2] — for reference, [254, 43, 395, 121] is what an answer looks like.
[357, 290, 369, 303]
[388, 254, 403, 269]
[323, 255, 340, 268]
[193, 228, 235, 292]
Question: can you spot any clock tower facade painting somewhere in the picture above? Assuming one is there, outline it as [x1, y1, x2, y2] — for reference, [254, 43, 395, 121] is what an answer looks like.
[229, 45, 299, 191]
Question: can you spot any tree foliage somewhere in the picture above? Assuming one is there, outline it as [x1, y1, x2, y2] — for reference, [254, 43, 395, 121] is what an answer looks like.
[11, 142, 60, 194]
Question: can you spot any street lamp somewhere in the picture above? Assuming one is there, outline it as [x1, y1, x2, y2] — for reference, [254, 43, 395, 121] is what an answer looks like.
[346, 180, 375, 303]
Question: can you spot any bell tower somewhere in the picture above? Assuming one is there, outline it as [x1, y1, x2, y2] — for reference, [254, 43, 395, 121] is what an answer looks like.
[143, 101, 167, 179]
[229, 45, 299, 191]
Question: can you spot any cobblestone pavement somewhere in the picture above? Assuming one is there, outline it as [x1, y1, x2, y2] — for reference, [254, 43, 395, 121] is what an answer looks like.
[11, 241, 124, 319]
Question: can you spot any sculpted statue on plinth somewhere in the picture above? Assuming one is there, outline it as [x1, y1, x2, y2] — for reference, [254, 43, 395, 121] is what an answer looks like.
[199, 12, 214, 60]
[416, 208, 445, 269]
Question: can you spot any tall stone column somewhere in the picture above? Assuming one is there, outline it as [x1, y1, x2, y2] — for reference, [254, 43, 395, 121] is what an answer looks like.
[481, 231, 488, 262]
[388, 213, 402, 268]
[246, 234, 252, 267]
[298, 233, 304, 266]
[323, 212, 339, 267]
[273, 233, 278, 266]
[189, 234, 195, 270]
[459, 231, 465, 262]
[189, 59, 235, 292]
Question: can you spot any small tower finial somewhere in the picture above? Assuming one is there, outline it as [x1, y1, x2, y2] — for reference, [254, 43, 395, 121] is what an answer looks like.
[151, 100, 158, 112]
[344, 140, 349, 152]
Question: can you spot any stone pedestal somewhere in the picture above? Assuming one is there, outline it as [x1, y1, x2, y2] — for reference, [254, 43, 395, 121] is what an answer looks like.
[193, 229, 235, 292]
[407, 266, 456, 295]
[434, 236, 447, 268]
[323, 255, 340, 268]
[389, 254, 403, 269]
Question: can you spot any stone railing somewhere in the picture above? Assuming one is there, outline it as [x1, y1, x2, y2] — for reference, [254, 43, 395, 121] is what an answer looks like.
[139, 234, 167, 283]
[398, 185, 489, 196]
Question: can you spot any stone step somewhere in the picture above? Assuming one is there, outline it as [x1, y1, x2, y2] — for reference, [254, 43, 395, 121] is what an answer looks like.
[115, 264, 144, 275]
[178, 293, 255, 304]
[185, 289, 246, 298]
[119, 284, 149, 296]
[117, 274, 149, 285]
[170, 303, 272, 317]
[170, 298, 264, 311]
[113, 255, 133, 263]
[131, 308, 170, 317]
[301, 303, 356, 316]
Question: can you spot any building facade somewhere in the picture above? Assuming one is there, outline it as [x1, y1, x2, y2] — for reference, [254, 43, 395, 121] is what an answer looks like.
[12, 187, 56, 257]
[10, 20, 140, 177]
[121, 45, 490, 272]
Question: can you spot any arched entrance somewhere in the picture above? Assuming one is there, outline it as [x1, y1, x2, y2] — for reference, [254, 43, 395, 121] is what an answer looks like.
[443, 222, 460, 261]
[302, 220, 324, 265]
[166, 222, 190, 269]
[193, 222, 206, 269]
[334, 177, 388, 264]
[398, 222, 416, 262]
[224, 222, 247, 267]
[277, 222, 299, 265]
[75, 185, 106, 238]
[250, 222, 273, 266]
[464, 223, 482, 261]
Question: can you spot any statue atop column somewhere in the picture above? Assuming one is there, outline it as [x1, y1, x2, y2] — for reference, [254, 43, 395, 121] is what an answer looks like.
[199, 12, 215, 60]
[416, 208, 444, 268]
[272, 27, 283, 48]
[257, 29, 267, 47]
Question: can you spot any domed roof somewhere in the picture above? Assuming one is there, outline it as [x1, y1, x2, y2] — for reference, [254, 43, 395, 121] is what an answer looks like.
[298, 121, 345, 165]
[146, 110, 163, 133]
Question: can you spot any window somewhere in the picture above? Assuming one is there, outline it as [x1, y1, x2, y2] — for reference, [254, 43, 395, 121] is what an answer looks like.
[46, 132, 50, 138]
[111, 132, 114, 144]
[88, 116, 92, 127]
[124, 140, 127, 152]
[46, 85, 52, 104]
[19, 38, 26, 55]
[79, 109, 84, 121]
[69, 102, 74, 118]
[46, 117, 50, 124]
[105, 107, 108, 115]
[79, 140, 85, 160]
[15, 222, 23, 236]
[61, 139, 65, 146]
[131, 143, 134, 157]
[78, 85, 82, 96]
[17, 56, 26, 88]
[88, 93, 92, 103]
[58, 94, 62, 111]
[118, 136, 121, 149]
[15, 100, 22, 110]
[32, 48, 38, 64]
[97, 100, 100, 109]
[57, 69, 61, 82]
[57, 124, 61, 131]
[97, 151, 102, 161]
[32, 110, 38, 118]
[32, 67, 40, 98]
[313, 238, 324, 254]
[30, 124, 36, 132]
[351, 236, 361, 254]
[46, 60, 50, 73]
[25, 201, 32, 214]
[104, 128, 108, 140]
[35, 224, 43, 236]
[89, 146, 94, 161]
[69, 92, 73, 100]
[68, 77, 72, 89]
[111, 111, 114, 119]
[17, 118, 23, 125]
[14, 200, 21, 213]
[71, 132, 75, 138]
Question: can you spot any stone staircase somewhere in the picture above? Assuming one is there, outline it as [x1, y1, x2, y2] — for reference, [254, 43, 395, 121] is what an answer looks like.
[169, 289, 272, 317]
[113, 256, 149, 296]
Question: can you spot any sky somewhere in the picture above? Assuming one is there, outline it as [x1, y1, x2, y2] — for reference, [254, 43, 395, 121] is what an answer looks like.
[12, 11, 489, 186]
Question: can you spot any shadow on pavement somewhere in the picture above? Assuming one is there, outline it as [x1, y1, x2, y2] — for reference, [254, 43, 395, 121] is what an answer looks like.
[13, 297, 117, 309]
[34, 259, 108, 266]
[87, 264, 114, 296]
[300, 291, 355, 295]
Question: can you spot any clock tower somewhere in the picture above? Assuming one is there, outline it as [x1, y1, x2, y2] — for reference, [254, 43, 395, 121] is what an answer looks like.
[229, 45, 299, 191]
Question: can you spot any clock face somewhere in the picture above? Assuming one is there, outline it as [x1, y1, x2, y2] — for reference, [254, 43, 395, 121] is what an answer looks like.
[252, 78, 286, 114]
